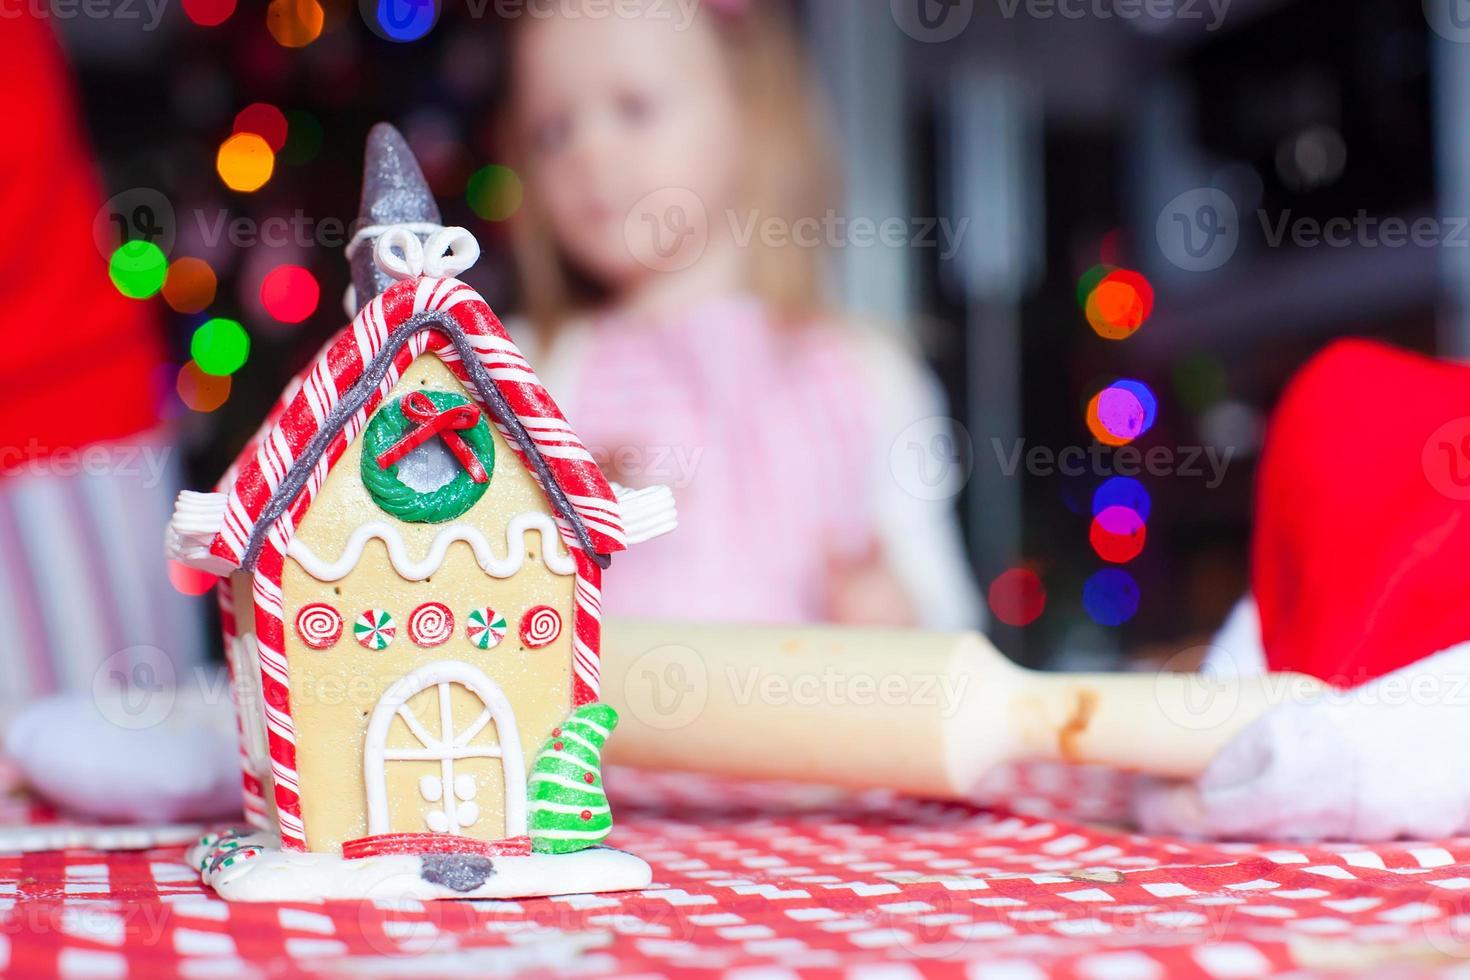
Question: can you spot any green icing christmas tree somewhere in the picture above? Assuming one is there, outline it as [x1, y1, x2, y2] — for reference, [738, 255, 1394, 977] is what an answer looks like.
[528, 703, 618, 854]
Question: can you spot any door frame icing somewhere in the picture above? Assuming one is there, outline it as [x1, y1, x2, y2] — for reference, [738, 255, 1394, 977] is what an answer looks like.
[363, 660, 528, 839]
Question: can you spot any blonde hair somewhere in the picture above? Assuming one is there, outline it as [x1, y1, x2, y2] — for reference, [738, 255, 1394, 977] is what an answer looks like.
[500, 1, 842, 336]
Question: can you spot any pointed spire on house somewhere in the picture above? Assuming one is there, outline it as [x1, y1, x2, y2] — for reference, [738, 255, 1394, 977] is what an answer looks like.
[349, 123, 443, 315]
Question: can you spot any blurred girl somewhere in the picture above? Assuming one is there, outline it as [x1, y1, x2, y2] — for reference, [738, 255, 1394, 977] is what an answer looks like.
[502, 0, 978, 628]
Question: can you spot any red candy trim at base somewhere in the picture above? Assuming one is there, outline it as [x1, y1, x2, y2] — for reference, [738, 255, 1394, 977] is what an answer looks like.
[341, 833, 533, 860]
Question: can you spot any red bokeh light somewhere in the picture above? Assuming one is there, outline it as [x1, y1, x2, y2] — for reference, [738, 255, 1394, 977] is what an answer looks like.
[988, 568, 1047, 627]
[1089, 506, 1147, 564]
[261, 265, 320, 324]
[168, 560, 218, 596]
[233, 103, 289, 153]
[182, 0, 236, 26]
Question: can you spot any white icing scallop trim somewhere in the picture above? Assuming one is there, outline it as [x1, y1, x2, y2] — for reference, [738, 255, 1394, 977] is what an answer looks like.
[611, 483, 678, 545]
[286, 512, 576, 582]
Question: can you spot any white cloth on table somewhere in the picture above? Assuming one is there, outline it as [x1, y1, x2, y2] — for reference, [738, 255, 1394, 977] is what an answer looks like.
[1136, 596, 1470, 840]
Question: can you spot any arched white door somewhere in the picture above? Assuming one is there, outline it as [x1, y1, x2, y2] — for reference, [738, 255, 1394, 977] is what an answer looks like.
[364, 661, 527, 838]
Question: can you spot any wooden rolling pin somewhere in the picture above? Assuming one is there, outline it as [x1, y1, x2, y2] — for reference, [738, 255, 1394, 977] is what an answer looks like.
[600, 620, 1324, 798]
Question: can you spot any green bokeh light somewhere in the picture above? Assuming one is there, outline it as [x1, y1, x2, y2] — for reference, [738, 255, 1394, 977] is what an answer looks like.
[280, 109, 324, 166]
[1173, 353, 1229, 414]
[466, 165, 524, 222]
[1075, 263, 1116, 312]
[191, 317, 251, 376]
[109, 240, 168, 299]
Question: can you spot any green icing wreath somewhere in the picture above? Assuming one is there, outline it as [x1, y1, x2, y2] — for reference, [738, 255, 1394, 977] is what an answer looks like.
[361, 391, 495, 524]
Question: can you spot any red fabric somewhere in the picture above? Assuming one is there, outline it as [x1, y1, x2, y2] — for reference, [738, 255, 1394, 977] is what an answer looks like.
[0, 15, 163, 467]
[4, 764, 1470, 977]
[1254, 339, 1470, 685]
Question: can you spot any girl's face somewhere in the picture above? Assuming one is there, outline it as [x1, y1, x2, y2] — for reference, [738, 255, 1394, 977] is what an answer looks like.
[512, 5, 745, 291]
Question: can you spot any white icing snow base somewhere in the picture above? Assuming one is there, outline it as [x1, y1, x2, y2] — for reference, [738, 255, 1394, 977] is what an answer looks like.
[187, 832, 652, 903]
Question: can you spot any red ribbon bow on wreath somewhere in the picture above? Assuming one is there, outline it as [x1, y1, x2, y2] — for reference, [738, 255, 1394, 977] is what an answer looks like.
[374, 392, 489, 484]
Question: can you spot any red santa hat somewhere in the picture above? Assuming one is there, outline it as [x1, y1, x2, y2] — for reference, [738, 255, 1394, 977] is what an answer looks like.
[1253, 339, 1470, 686]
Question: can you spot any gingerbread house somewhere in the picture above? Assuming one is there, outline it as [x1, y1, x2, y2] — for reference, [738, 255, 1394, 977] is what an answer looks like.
[168, 125, 674, 901]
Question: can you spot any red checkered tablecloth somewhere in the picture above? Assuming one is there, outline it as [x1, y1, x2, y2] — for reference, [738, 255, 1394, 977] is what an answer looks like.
[3, 764, 1470, 978]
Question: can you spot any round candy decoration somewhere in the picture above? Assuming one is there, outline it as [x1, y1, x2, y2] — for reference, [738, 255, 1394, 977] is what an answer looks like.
[519, 605, 562, 649]
[295, 603, 342, 649]
[354, 609, 397, 650]
[408, 602, 454, 647]
[466, 607, 508, 650]
[361, 391, 496, 524]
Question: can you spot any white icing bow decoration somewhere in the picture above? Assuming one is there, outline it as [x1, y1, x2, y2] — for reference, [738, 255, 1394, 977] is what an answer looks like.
[372, 225, 481, 282]
[342, 223, 482, 316]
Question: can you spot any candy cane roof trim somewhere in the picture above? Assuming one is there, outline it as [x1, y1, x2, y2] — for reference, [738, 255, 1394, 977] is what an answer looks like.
[209, 276, 624, 572]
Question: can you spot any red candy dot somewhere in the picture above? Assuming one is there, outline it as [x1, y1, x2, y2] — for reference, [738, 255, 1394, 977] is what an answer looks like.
[551, 728, 561, 736]
[580, 810, 592, 821]
[553, 741, 564, 751]
[583, 772, 595, 784]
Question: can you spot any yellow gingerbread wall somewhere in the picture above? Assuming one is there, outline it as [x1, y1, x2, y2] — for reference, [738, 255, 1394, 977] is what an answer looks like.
[280, 354, 575, 853]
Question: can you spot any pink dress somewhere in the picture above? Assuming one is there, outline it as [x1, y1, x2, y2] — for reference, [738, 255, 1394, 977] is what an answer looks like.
[539, 295, 980, 628]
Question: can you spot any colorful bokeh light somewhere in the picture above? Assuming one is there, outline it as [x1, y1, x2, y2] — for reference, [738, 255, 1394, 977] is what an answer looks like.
[261, 265, 320, 324]
[168, 559, 219, 596]
[1174, 353, 1229, 414]
[1090, 505, 1147, 564]
[281, 110, 324, 165]
[162, 257, 217, 314]
[1086, 391, 1131, 447]
[466, 165, 524, 221]
[108, 241, 168, 299]
[1076, 264, 1115, 311]
[369, 0, 439, 41]
[988, 568, 1047, 627]
[176, 361, 232, 412]
[1111, 379, 1158, 431]
[233, 103, 289, 153]
[216, 132, 275, 192]
[190, 318, 251, 376]
[1093, 476, 1152, 522]
[267, 0, 324, 48]
[182, 0, 236, 26]
[1084, 268, 1154, 341]
[1083, 568, 1140, 626]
